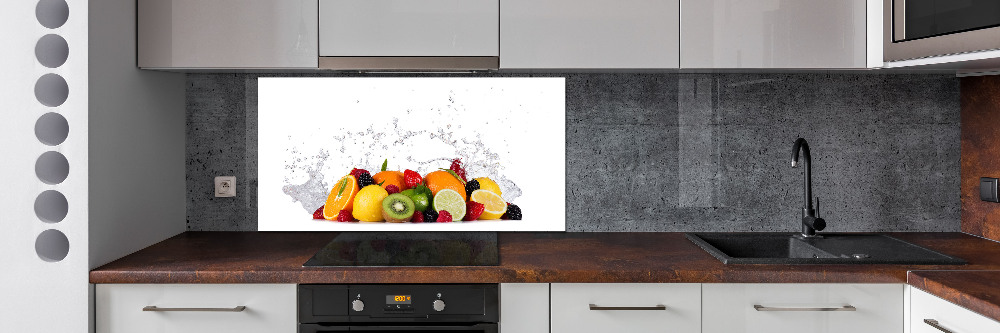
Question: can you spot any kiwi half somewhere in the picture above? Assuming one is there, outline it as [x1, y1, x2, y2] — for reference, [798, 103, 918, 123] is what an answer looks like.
[381, 193, 415, 222]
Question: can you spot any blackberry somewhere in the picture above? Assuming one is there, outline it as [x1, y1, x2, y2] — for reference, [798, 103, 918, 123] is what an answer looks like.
[503, 204, 522, 220]
[356, 172, 375, 188]
[423, 209, 439, 223]
[465, 179, 480, 197]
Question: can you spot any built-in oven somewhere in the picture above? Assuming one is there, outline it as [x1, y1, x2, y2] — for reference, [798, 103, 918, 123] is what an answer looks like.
[299, 284, 498, 333]
[884, 0, 1000, 61]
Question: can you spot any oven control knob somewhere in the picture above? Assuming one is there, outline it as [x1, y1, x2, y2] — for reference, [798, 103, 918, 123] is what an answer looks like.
[432, 299, 446, 312]
[352, 299, 365, 312]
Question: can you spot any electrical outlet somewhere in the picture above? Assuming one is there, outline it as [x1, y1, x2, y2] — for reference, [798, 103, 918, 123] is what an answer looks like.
[215, 176, 236, 197]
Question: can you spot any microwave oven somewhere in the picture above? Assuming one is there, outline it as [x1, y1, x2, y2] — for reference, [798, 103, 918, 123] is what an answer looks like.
[884, 0, 1000, 62]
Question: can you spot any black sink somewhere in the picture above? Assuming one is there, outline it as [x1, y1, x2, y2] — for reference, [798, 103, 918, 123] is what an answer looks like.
[686, 233, 966, 265]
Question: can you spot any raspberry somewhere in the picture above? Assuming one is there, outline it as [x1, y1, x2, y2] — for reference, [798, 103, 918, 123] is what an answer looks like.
[356, 173, 375, 188]
[465, 179, 480, 198]
[436, 210, 453, 222]
[350, 168, 370, 178]
[423, 209, 438, 222]
[385, 185, 400, 194]
[449, 158, 467, 182]
[403, 169, 423, 188]
[313, 206, 325, 219]
[336, 210, 353, 222]
[464, 201, 485, 221]
[502, 204, 522, 220]
[411, 212, 425, 223]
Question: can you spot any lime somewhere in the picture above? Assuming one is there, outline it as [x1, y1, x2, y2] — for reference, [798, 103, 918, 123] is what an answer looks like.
[432, 189, 466, 221]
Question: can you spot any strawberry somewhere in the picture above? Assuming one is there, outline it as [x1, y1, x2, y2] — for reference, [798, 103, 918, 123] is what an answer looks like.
[436, 210, 453, 222]
[313, 206, 325, 219]
[449, 159, 467, 182]
[385, 185, 400, 194]
[403, 169, 423, 188]
[411, 212, 425, 223]
[349, 168, 370, 178]
[336, 209, 353, 222]
[464, 201, 485, 221]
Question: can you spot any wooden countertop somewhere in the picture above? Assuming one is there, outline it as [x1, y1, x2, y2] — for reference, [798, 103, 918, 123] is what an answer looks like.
[90, 232, 1000, 322]
[908, 270, 1000, 323]
[91, 232, 1000, 284]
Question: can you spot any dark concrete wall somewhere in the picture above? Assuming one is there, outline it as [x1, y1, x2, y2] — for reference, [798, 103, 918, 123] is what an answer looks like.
[186, 73, 960, 232]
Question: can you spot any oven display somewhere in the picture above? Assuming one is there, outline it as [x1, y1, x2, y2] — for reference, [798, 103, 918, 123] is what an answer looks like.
[386, 295, 412, 304]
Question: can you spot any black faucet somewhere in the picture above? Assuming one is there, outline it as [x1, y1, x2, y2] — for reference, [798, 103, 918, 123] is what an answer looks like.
[791, 138, 825, 237]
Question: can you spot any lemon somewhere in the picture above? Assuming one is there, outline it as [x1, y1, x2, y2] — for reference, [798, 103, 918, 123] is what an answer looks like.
[474, 177, 502, 197]
[352, 185, 388, 222]
[432, 189, 466, 221]
[470, 189, 507, 220]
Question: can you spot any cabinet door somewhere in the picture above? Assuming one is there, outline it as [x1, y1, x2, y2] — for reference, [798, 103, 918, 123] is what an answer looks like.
[501, 0, 680, 69]
[551, 283, 700, 333]
[681, 0, 868, 68]
[137, 0, 318, 69]
[500, 284, 549, 333]
[319, 0, 499, 57]
[96, 284, 297, 333]
[911, 287, 1000, 333]
[702, 283, 903, 333]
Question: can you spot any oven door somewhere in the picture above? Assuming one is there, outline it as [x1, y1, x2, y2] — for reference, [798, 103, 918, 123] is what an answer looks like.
[300, 323, 498, 333]
[885, 0, 1000, 61]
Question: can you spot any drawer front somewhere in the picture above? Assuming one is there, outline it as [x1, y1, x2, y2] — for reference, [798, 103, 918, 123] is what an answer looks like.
[319, 0, 500, 57]
[911, 288, 1000, 333]
[96, 284, 296, 333]
[551, 283, 701, 333]
[702, 283, 903, 333]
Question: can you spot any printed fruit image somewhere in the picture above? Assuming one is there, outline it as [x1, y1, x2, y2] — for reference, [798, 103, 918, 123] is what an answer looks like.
[470, 189, 507, 220]
[352, 185, 389, 222]
[322, 175, 359, 220]
[425, 170, 467, 201]
[381, 193, 416, 222]
[432, 189, 466, 221]
[400, 186, 431, 212]
[474, 177, 502, 197]
[373, 170, 407, 191]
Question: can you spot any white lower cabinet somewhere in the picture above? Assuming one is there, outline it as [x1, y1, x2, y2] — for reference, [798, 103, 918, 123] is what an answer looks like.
[551, 283, 702, 333]
[702, 283, 903, 333]
[95, 284, 297, 333]
[910, 287, 1000, 333]
[500, 283, 549, 333]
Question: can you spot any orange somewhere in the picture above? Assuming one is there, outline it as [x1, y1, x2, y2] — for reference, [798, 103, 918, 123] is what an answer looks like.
[373, 170, 407, 190]
[424, 170, 467, 202]
[323, 175, 359, 220]
[352, 185, 389, 222]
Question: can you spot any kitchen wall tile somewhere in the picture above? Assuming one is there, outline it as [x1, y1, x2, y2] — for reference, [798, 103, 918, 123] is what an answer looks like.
[186, 73, 960, 232]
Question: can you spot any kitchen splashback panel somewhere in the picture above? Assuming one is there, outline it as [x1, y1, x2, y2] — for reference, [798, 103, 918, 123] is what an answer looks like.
[257, 77, 565, 231]
[187, 73, 960, 232]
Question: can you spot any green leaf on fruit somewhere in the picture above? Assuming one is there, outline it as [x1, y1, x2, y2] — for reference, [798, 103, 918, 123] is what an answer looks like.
[412, 184, 431, 196]
[439, 168, 466, 184]
[378, 180, 385, 186]
[381, 159, 388, 172]
[336, 178, 348, 196]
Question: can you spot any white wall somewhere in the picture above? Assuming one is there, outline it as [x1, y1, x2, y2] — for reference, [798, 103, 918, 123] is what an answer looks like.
[88, 0, 186, 270]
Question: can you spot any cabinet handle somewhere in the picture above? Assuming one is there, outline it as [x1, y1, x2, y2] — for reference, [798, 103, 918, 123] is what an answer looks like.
[753, 305, 856, 312]
[924, 319, 955, 333]
[143, 306, 247, 312]
[589, 304, 667, 311]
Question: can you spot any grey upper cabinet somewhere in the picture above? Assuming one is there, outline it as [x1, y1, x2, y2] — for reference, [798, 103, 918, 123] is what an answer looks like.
[138, 0, 318, 69]
[681, 0, 873, 69]
[500, 0, 680, 69]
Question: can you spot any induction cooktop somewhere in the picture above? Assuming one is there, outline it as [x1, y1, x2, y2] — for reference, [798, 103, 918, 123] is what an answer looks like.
[303, 232, 499, 267]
